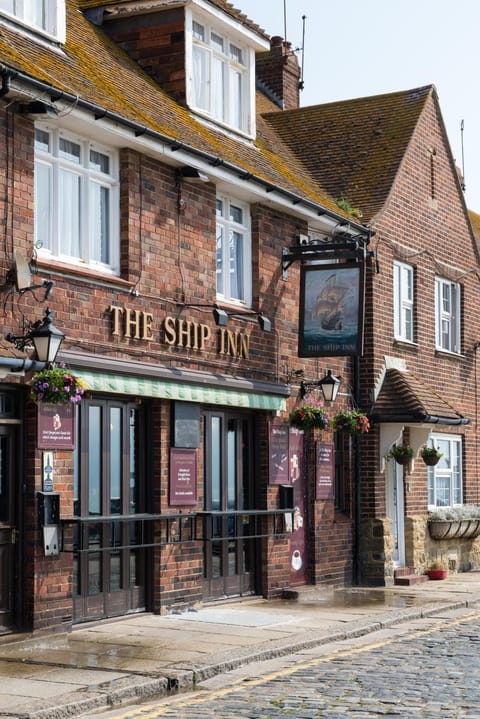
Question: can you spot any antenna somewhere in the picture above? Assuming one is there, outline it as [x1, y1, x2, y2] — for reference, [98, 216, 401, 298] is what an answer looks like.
[460, 119, 466, 192]
[283, 0, 287, 42]
[299, 14, 306, 91]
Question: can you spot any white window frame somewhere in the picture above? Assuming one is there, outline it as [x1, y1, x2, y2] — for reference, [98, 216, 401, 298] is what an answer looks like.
[435, 277, 461, 353]
[427, 434, 462, 508]
[34, 126, 119, 275]
[393, 261, 414, 342]
[186, 10, 255, 136]
[0, 0, 66, 43]
[216, 194, 251, 306]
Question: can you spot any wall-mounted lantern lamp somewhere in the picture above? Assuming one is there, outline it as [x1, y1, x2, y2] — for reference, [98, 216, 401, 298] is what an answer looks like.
[300, 369, 341, 402]
[6, 308, 65, 365]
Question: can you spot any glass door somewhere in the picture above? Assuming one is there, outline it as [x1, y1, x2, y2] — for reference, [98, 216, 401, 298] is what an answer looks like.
[203, 411, 255, 599]
[0, 425, 17, 631]
[73, 399, 146, 622]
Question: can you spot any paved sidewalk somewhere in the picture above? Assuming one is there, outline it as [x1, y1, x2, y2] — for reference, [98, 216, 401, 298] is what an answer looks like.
[1, 573, 480, 719]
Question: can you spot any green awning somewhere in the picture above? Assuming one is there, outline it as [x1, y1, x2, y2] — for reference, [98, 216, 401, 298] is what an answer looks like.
[76, 370, 286, 411]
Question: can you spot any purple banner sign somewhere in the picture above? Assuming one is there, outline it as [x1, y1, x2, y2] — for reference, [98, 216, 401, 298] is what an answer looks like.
[269, 421, 289, 485]
[169, 448, 198, 506]
[37, 403, 75, 450]
[316, 441, 335, 500]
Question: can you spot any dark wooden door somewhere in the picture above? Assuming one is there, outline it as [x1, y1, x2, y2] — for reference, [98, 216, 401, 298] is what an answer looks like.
[0, 426, 17, 631]
[203, 411, 255, 599]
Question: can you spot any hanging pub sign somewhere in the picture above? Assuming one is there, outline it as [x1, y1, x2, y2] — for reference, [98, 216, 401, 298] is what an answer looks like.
[37, 403, 75, 450]
[298, 263, 365, 357]
[169, 448, 198, 506]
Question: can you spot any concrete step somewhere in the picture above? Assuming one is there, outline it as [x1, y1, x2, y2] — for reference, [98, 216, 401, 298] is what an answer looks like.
[394, 573, 429, 586]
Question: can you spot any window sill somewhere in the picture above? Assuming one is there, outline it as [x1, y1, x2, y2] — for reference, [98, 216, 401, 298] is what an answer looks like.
[434, 349, 464, 361]
[36, 256, 133, 291]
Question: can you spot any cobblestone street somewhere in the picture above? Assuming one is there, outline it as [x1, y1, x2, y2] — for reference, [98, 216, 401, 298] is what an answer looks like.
[85, 611, 480, 719]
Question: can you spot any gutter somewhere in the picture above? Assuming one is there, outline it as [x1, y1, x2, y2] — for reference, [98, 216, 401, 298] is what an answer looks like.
[0, 65, 369, 238]
[371, 415, 470, 426]
[0, 357, 46, 372]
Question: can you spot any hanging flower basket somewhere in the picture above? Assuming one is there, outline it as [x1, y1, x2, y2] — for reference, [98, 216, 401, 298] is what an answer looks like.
[330, 409, 370, 435]
[389, 444, 414, 465]
[420, 446, 443, 466]
[29, 366, 87, 405]
[289, 399, 330, 431]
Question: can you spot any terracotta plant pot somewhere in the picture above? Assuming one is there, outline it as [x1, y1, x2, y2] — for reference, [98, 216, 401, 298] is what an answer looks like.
[426, 569, 447, 580]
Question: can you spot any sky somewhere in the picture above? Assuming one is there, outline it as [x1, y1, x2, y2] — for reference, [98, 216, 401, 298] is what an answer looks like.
[238, 0, 480, 212]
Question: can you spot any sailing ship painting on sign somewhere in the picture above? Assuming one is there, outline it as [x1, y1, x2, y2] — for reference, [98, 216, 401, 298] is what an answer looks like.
[299, 264, 364, 357]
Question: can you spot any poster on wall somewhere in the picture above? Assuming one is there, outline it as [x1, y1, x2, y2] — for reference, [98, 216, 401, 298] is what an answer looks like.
[268, 421, 289, 485]
[299, 263, 365, 357]
[37, 403, 75, 450]
[169, 448, 198, 506]
[316, 441, 335, 500]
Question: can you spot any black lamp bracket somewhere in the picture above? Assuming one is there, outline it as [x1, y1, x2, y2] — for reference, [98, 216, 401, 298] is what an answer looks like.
[282, 235, 373, 280]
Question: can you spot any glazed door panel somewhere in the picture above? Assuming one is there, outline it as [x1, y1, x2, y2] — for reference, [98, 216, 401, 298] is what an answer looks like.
[0, 429, 16, 631]
[73, 400, 146, 622]
[203, 411, 255, 599]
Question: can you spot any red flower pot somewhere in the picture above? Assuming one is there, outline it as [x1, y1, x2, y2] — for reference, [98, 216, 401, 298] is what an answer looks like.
[426, 569, 447, 580]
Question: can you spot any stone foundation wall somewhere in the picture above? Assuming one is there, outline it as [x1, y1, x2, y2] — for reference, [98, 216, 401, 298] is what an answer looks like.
[359, 517, 395, 585]
[406, 516, 480, 573]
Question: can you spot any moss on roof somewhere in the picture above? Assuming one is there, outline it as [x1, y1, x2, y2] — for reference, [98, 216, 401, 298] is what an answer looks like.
[468, 209, 480, 241]
[263, 86, 433, 221]
[0, 0, 345, 217]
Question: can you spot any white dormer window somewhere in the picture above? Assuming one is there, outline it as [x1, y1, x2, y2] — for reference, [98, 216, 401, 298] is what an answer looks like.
[187, 9, 259, 136]
[0, 0, 66, 43]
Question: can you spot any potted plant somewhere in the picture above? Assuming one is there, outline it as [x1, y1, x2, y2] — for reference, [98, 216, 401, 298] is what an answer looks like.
[29, 365, 87, 405]
[331, 409, 370, 435]
[289, 398, 330, 431]
[389, 444, 414, 465]
[425, 559, 448, 580]
[420, 445, 443, 466]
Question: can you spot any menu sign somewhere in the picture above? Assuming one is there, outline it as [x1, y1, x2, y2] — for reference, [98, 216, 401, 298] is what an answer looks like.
[316, 441, 334, 500]
[169, 448, 198, 506]
[269, 421, 289, 485]
[37, 403, 75, 450]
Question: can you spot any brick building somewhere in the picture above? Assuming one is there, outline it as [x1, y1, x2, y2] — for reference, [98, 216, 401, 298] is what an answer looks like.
[0, 0, 478, 635]
[266, 86, 480, 582]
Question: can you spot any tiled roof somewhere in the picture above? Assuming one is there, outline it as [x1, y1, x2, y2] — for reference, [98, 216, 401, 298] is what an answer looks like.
[263, 86, 433, 222]
[0, 0, 345, 217]
[468, 209, 480, 242]
[370, 369, 468, 425]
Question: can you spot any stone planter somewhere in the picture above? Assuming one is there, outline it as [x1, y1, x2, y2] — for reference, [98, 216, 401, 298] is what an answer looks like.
[428, 519, 480, 540]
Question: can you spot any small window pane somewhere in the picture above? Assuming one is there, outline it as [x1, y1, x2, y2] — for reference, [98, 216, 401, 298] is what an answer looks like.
[59, 138, 81, 164]
[230, 44, 243, 63]
[192, 20, 204, 40]
[35, 129, 50, 152]
[230, 204, 242, 224]
[90, 149, 110, 175]
[211, 32, 224, 50]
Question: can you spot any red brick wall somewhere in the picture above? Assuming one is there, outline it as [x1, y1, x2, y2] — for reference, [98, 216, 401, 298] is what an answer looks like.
[256, 37, 301, 111]
[359, 91, 480, 575]
[105, 9, 187, 106]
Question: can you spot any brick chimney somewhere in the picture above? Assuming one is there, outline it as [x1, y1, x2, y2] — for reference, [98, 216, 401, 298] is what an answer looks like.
[256, 36, 301, 111]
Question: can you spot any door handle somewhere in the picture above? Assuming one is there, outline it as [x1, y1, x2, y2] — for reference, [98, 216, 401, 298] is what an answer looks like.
[11, 528, 18, 544]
